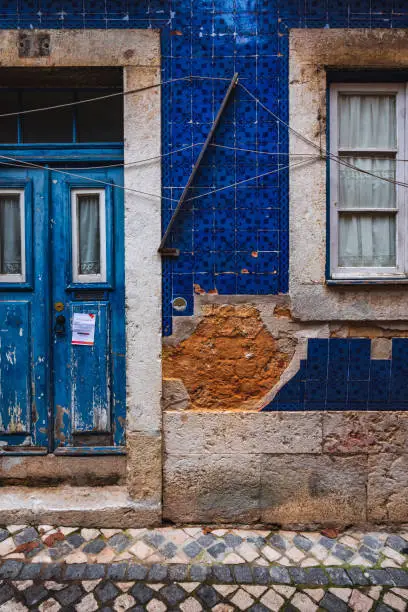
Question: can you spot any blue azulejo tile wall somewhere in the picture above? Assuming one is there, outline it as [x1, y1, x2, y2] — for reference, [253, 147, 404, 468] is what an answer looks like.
[2, 1, 408, 337]
[262, 338, 408, 412]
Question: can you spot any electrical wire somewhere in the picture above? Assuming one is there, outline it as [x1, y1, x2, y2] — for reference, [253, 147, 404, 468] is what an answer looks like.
[52, 144, 319, 171]
[0, 152, 320, 205]
[209, 143, 319, 157]
[238, 81, 408, 192]
[52, 143, 206, 170]
[0, 76, 189, 118]
[0, 154, 177, 201]
[0, 75, 231, 119]
[184, 157, 320, 202]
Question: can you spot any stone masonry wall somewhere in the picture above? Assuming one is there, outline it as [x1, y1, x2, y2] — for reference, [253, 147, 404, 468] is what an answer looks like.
[163, 410, 408, 528]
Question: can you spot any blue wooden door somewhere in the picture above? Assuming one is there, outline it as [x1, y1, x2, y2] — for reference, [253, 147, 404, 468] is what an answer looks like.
[0, 168, 49, 452]
[0, 166, 125, 453]
[51, 168, 126, 453]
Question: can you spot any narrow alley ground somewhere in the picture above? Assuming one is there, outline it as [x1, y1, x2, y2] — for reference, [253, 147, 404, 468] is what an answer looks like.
[0, 525, 407, 610]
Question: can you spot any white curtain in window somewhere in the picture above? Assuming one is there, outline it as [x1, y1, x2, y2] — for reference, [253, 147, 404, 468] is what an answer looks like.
[339, 214, 396, 267]
[338, 94, 397, 268]
[0, 196, 21, 275]
[339, 94, 396, 149]
[78, 195, 100, 275]
[340, 156, 395, 209]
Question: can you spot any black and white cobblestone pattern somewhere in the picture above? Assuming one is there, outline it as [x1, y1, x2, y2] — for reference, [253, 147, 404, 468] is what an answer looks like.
[0, 527, 408, 609]
[0, 578, 407, 611]
[1, 526, 408, 568]
[2, 560, 408, 587]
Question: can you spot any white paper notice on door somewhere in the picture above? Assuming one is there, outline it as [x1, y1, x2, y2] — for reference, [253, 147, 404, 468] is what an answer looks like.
[72, 313, 96, 346]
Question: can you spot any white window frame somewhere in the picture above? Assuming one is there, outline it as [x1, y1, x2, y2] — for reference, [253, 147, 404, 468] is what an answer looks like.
[71, 188, 107, 284]
[0, 189, 25, 284]
[330, 82, 406, 279]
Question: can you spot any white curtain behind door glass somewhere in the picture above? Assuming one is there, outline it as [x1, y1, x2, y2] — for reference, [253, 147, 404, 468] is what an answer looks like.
[0, 195, 21, 275]
[77, 195, 100, 275]
[339, 94, 396, 149]
[337, 94, 397, 268]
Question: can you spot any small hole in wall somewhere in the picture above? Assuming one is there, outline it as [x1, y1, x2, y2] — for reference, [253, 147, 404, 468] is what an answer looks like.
[172, 297, 187, 312]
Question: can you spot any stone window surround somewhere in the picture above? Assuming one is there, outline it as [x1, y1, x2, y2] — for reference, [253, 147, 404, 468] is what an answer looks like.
[0, 30, 162, 524]
[289, 29, 408, 322]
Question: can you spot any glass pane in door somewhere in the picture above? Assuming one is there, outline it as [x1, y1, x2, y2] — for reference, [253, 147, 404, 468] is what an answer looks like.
[77, 194, 100, 275]
[0, 193, 23, 277]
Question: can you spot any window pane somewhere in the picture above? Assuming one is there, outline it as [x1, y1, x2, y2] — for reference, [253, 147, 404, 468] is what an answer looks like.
[339, 94, 396, 149]
[22, 91, 74, 143]
[76, 91, 123, 142]
[0, 91, 18, 143]
[77, 194, 100, 275]
[338, 213, 396, 267]
[339, 156, 396, 209]
[0, 195, 21, 275]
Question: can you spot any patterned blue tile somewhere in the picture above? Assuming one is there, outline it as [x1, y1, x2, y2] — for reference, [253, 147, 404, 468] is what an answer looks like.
[347, 380, 369, 403]
[348, 339, 371, 381]
[262, 338, 408, 411]
[307, 339, 329, 381]
[215, 273, 237, 295]
[328, 338, 350, 380]
[392, 339, 408, 377]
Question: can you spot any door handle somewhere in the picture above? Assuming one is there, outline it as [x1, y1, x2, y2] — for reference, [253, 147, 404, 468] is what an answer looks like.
[54, 314, 66, 336]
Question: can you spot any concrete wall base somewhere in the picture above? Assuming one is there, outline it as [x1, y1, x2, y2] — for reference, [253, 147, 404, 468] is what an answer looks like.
[0, 486, 161, 528]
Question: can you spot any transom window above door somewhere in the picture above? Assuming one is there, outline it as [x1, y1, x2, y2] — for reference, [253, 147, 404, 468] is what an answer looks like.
[329, 82, 407, 279]
[0, 87, 123, 144]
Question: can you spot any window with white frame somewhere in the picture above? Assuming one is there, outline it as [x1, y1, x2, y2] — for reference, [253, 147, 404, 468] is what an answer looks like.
[330, 83, 406, 279]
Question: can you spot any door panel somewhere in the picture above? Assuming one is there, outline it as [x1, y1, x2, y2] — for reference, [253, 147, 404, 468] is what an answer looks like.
[71, 302, 111, 434]
[0, 169, 49, 451]
[0, 301, 30, 434]
[51, 169, 125, 451]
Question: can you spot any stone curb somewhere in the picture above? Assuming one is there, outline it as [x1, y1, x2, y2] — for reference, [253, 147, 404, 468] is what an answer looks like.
[1, 560, 408, 587]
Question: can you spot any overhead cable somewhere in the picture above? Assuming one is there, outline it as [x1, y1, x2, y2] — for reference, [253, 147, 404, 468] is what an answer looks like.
[0, 153, 319, 204]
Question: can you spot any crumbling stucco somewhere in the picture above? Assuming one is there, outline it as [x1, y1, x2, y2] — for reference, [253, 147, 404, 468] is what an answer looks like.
[163, 303, 295, 410]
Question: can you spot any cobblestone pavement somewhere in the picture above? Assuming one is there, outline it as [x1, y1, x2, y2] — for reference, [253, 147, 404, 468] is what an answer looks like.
[0, 525, 408, 610]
